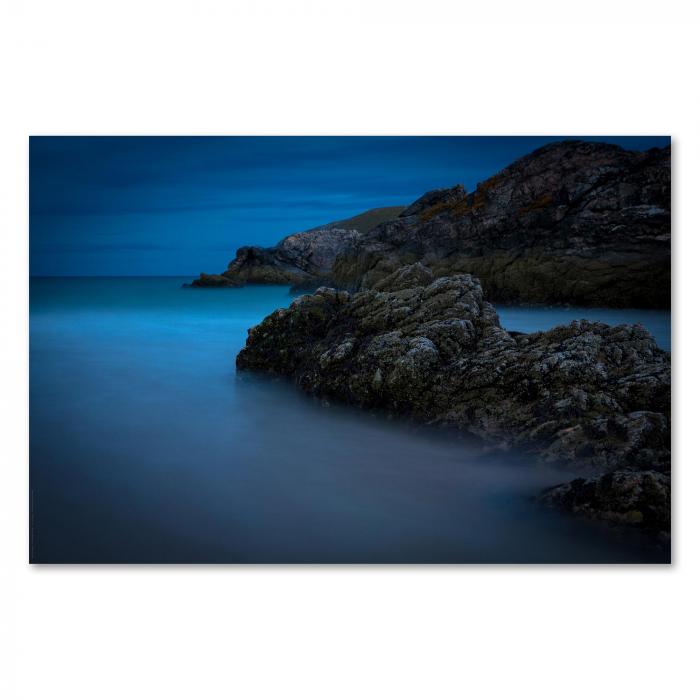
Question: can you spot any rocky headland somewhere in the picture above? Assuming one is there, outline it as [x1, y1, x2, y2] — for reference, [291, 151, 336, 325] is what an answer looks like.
[189, 206, 405, 289]
[236, 263, 671, 535]
[194, 140, 671, 309]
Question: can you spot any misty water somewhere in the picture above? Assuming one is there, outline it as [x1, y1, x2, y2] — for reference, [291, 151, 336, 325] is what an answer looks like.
[29, 278, 671, 563]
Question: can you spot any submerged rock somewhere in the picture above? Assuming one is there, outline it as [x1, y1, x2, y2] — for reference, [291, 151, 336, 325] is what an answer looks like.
[236, 264, 671, 532]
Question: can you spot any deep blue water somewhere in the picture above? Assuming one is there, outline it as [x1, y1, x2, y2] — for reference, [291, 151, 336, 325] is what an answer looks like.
[29, 278, 671, 563]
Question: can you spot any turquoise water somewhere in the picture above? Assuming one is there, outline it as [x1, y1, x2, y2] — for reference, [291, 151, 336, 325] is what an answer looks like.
[29, 278, 671, 563]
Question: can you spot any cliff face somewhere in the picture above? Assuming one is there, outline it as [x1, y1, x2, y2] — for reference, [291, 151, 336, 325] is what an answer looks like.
[333, 141, 671, 308]
[192, 140, 670, 308]
[189, 206, 405, 288]
[236, 263, 671, 533]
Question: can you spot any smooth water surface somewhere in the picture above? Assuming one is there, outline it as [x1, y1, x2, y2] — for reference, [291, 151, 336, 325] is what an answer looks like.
[30, 278, 671, 563]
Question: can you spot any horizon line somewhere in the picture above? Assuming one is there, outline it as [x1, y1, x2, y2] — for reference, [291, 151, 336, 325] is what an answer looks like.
[30, 274, 199, 278]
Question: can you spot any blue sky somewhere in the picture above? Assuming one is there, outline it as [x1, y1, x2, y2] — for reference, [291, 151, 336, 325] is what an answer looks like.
[30, 136, 670, 276]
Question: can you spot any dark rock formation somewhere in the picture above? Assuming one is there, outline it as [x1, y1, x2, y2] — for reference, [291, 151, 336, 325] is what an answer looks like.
[190, 206, 405, 288]
[333, 141, 670, 308]
[236, 264, 671, 532]
[190, 272, 243, 288]
[192, 141, 670, 307]
[540, 470, 671, 534]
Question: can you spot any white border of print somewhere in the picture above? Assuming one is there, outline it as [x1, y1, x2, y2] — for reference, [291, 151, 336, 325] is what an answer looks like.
[1, 2, 698, 699]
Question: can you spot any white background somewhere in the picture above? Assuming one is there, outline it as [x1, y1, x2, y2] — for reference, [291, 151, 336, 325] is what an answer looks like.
[1, 2, 698, 698]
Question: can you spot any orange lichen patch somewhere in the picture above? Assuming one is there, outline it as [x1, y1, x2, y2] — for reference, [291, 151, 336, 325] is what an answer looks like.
[517, 193, 554, 216]
[463, 174, 506, 215]
[419, 201, 450, 222]
[419, 196, 475, 223]
[450, 198, 474, 217]
[470, 189, 488, 211]
[478, 173, 505, 192]
[418, 174, 509, 223]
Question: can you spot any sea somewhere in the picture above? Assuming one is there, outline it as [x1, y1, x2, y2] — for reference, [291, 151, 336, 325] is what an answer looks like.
[29, 277, 671, 563]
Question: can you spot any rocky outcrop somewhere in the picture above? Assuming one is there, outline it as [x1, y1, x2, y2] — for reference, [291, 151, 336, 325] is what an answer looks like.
[236, 264, 671, 532]
[540, 470, 671, 534]
[190, 272, 244, 288]
[192, 141, 670, 307]
[333, 141, 671, 308]
[189, 206, 405, 289]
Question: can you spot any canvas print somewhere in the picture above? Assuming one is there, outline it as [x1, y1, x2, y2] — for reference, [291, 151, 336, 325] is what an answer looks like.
[29, 136, 671, 563]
